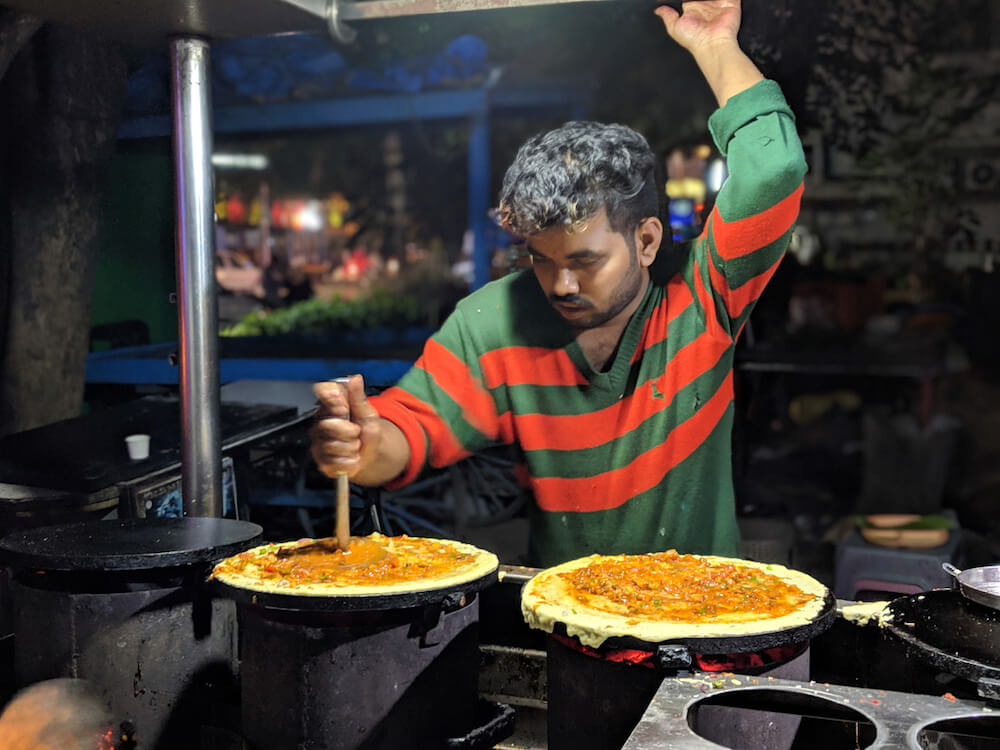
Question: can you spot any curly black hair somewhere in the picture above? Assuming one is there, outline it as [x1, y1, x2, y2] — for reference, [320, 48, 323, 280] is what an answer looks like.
[497, 121, 661, 242]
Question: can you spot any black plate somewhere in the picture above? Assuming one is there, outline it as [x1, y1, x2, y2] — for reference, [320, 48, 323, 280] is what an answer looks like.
[882, 589, 1000, 682]
[211, 563, 500, 612]
[0, 517, 263, 571]
[552, 591, 838, 655]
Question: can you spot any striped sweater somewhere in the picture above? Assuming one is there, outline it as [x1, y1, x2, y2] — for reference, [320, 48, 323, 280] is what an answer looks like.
[370, 80, 807, 567]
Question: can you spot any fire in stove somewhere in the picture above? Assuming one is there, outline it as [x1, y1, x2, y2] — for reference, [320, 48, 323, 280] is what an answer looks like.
[0, 678, 136, 750]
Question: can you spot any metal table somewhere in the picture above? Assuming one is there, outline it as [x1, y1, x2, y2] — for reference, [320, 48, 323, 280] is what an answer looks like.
[0, 396, 306, 527]
[735, 343, 954, 427]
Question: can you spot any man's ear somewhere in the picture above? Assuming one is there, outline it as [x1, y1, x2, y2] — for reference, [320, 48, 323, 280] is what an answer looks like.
[634, 217, 663, 268]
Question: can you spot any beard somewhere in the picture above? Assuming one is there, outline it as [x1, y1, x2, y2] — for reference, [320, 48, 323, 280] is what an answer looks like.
[551, 252, 645, 331]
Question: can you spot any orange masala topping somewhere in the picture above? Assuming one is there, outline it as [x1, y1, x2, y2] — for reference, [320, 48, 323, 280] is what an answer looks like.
[212, 536, 479, 588]
[560, 549, 814, 620]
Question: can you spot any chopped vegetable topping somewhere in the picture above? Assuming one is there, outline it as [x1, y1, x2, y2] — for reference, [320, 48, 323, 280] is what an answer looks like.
[211, 535, 480, 587]
[559, 549, 812, 620]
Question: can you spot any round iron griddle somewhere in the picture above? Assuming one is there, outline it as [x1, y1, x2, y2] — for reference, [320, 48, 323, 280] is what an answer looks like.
[552, 591, 838, 655]
[0, 517, 263, 572]
[211, 563, 500, 612]
[882, 589, 1000, 683]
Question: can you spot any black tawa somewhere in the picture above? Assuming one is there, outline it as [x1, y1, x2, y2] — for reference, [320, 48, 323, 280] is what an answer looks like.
[212, 564, 500, 612]
[882, 589, 1000, 683]
[0, 517, 263, 571]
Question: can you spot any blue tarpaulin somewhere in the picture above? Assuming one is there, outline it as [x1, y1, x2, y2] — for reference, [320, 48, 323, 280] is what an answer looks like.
[125, 33, 489, 116]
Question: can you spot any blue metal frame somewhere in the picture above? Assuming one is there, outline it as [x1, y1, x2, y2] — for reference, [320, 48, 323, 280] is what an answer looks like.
[467, 102, 491, 290]
[97, 85, 588, 387]
[118, 85, 588, 291]
[86, 342, 413, 386]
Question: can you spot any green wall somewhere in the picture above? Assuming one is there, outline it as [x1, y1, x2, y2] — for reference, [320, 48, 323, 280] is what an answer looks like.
[92, 141, 178, 344]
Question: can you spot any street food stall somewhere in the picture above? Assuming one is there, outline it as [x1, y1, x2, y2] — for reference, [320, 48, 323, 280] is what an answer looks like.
[0, 1, 998, 749]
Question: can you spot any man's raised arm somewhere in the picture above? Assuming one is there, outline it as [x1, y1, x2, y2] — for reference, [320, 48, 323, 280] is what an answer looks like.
[655, 0, 763, 107]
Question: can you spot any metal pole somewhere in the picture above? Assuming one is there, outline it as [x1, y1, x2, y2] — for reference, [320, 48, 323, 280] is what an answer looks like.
[170, 37, 223, 517]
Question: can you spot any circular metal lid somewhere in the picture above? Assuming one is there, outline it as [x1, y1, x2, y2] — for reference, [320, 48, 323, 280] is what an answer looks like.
[0, 517, 263, 572]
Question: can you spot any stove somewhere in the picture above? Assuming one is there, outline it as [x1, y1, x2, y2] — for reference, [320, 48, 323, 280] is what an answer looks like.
[478, 569, 1000, 750]
[214, 561, 514, 749]
[0, 517, 262, 749]
[2, 543, 997, 749]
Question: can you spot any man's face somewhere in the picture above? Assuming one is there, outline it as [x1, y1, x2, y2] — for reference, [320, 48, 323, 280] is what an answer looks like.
[524, 208, 658, 331]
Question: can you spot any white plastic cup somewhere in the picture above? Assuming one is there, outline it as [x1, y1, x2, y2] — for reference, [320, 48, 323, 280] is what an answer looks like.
[125, 434, 151, 461]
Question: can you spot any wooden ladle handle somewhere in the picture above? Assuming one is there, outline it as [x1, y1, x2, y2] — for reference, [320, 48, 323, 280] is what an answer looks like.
[336, 473, 350, 551]
[332, 376, 353, 552]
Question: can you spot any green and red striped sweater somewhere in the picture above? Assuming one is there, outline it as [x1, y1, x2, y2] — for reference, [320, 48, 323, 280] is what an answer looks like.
[370, 80, 807, 567]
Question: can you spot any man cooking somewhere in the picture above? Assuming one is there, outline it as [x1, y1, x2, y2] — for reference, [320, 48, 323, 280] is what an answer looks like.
[310, 0, 807, 568]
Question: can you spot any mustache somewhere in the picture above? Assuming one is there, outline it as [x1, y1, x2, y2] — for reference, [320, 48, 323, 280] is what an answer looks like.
[550, 294, 592, 307]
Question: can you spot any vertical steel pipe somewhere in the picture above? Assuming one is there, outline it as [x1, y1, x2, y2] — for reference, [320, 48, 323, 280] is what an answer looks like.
[170, 37, 223, 517]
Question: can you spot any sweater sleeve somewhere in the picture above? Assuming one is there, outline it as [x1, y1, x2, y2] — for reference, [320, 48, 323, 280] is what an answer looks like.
[690, 79, 807, 340]
[368, 306, 503, 489]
